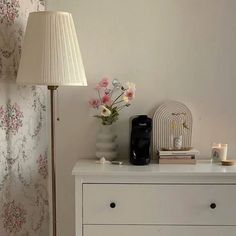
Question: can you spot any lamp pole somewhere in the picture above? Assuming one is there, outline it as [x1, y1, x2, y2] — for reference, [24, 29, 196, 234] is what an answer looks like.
[48, 85, 58, 236]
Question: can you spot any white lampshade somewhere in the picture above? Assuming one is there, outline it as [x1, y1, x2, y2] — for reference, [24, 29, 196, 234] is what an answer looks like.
[17, 11, 87, 86]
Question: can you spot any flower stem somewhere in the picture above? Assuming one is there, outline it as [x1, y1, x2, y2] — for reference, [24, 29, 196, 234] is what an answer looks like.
[109, 87, 115, 99]
[117, 104, 127, 111]
[113, 99, 125, 105]
[97, 90, 102, 103]
[111, 91, 125, 106]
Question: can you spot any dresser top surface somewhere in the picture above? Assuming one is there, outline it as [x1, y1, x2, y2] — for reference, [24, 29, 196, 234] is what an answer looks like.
[72, 159, 236, 177]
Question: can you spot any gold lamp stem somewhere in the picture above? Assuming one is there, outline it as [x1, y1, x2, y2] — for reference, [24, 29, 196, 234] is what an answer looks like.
[48, 85, 58, 236]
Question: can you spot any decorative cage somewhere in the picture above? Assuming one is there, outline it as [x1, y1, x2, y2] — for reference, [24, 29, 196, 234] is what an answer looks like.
[153, 101, 193, 153]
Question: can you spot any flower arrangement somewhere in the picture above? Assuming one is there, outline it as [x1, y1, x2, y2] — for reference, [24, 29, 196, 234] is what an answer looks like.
[89, 78, 135, 125]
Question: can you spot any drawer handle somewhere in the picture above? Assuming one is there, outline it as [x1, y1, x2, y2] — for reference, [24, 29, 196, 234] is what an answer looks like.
[110, 202, 116, 209]
[210, 203, 216, 209]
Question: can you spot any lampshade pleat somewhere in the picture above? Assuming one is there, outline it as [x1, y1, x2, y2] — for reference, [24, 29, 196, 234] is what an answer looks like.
[17, 11, 87, 86]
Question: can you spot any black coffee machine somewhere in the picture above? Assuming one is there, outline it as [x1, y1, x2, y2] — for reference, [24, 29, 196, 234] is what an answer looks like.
[130, 115, 152, 165]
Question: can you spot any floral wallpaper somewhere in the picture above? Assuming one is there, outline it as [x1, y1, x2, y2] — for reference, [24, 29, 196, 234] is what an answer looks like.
[0, 0, 49, 236]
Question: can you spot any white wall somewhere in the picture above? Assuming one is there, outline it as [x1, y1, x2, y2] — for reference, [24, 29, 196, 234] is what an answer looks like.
[47, 0, 236, 235]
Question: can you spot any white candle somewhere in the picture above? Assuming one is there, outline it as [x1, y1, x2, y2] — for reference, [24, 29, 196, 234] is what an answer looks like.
[211, 143, 228, 163]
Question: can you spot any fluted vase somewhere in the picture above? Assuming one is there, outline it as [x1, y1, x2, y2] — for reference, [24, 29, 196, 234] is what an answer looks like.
[96, 124, 118, 161]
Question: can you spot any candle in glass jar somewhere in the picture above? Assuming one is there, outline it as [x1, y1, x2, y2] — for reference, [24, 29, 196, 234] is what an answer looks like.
[211, 143, 228, 163]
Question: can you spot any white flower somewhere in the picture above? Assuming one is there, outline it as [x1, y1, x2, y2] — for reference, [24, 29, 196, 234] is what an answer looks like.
[123, 82, 136, 103]
[99, 105, 111, 117]
[126, 82, 136, 91]
[112, 79, 122, 88]
[123, 89, 135, 102]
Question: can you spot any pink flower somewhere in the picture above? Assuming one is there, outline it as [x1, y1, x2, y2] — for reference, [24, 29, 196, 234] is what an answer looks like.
[89, 99, 100, 108]
[99, 78, 109, 88]
[123, 89, 135, 102]
[102, 95, 111, 105]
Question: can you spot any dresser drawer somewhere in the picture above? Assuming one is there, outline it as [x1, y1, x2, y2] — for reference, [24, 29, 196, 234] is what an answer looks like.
[83, 184, 236, 225]
[84, 225, 236, 236]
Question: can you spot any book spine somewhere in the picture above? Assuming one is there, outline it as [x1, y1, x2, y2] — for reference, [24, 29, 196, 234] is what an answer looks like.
[159, 159, 196, 164]
[159, 155, 195, 159]
[158, 150, 200, 156]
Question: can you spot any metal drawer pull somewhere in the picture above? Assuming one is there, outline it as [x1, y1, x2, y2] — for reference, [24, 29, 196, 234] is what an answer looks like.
[110, 202, 116, 208]
[210, 203, 216, 209]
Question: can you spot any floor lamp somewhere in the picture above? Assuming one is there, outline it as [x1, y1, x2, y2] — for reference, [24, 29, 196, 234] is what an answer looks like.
[16, 11, 87, 236]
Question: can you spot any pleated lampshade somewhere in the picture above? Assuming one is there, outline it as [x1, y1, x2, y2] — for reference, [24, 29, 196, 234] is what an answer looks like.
[17, 11, 87, 86]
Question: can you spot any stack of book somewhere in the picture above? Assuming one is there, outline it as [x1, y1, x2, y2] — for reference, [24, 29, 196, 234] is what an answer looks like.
[157, 149, 199, 164]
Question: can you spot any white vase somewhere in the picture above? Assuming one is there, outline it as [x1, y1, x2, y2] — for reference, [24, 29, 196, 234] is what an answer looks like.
[96, 124, 118, 161]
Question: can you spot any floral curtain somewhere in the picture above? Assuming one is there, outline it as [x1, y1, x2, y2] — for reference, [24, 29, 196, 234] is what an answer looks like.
[0, 0, 49, 235]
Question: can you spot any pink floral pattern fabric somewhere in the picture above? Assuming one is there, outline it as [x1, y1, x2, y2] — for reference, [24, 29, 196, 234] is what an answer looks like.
[0, 0, 48, 236]
[0, 0, 20, 25]
[0, 102, 23, 135]
[2, 200, 27, 234]
[37, 154, 48, 180]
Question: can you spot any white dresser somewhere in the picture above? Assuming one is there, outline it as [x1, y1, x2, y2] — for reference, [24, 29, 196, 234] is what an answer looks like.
[72, 160, 236, 236]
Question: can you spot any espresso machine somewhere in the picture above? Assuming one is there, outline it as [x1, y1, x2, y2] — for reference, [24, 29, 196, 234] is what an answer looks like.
[130, 115, 152, 165]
